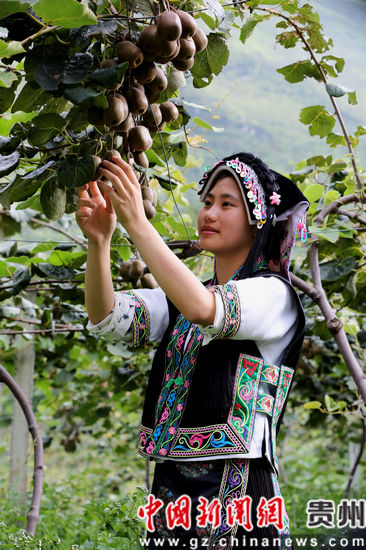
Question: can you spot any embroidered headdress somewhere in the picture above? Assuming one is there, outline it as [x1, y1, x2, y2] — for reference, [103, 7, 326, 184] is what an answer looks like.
[197, 152, 309, 279]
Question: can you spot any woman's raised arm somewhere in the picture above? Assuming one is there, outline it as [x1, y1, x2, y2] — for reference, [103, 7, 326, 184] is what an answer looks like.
[97, 157, 216, 326]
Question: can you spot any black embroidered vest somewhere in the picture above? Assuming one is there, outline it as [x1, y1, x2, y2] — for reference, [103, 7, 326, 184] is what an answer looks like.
[137, 270, 305, 476]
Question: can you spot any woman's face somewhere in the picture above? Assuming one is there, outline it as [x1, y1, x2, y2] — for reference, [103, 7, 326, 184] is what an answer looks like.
[197, 175, 257, 257]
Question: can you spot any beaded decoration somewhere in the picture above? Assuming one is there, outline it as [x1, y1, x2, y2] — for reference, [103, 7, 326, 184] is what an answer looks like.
[200, 158, 268, 229]
[296, 213, 307, 242]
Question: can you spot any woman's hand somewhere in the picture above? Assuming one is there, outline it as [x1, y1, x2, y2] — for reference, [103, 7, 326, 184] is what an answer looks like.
[75, 180, 117, 245]
[96, 156, 146, 232]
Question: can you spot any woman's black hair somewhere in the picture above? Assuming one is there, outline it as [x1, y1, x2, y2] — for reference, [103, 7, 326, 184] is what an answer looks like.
[221, 152, 283, 277]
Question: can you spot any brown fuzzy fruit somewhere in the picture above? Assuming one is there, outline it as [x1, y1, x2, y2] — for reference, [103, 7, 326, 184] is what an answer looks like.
[136, 25, 157, 52]
[133, 151, 149, 168]
[142, 104, 163, 128]
[103, 97, 126, 126]
[130, 259, 145, 280]
[147, 67, 168, 92]
[128, 126, 153, 151]
[87, 107, 105, 127]
[151, 36, 178, 57]
[172, 57, 194, 71]
[149, 121, 166, 134]
[125, 87, 149, 115]
[157, 11, 182, 41]
[104, 149, 121, 161]
[93, 155, 102, 177]
[176, 37, 196, 61]
[116, 40, 144, 68]
[119, 261, 132, 280]
[176, 10, 197, 38]
[143, 199, 156, 219]
[141, 273, 157, 289]
[114, 113, 134, 133]
[192, 27, 208, 52]
[133, 61, 157, 84]
[144, 87, 161, 104]
[160, 101, 179, 123]
[142, 186, 157, 206]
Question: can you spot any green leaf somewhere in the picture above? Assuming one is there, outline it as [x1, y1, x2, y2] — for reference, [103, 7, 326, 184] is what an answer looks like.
[193, 116, 213, 130]
[357, 331, 366, 349]
[0, 1, 32, 19]
[0, 110, 36, 137]
[275, 31, 299, 49]
[303, 183, 323, 202]
[325, 82, 352, 97]
[324, 190, 340, 205]
[321, 54, 345, 75]
[347, 91, 357, 105]
[145, 149, 165, 167]
[324, 394, 342, 413]
[319, 257, 356, 281]
[0, 71, 18, 88]
[0, 40, 25, 59]
[33, 0, 97, 28]
[0, 87, 16, 111]
[309, 226, 339, 243]
[239, 17, 261, 44]
[355, 125, 366, 138]
[0, 150, 20, 178]
[64, 86, 102, 105]
[28, 125, 59, 146]
[328, 161, 347, 173]
[191, 33, 229, 79]
[299, 105, 335, 138]
[326, 132, 346, 147]
[303, 401, 322, 410]
[64, 53, 94, 85]
[35, 57, 66, 91]
[88, 62, 128, 88]
[32, 113, 65, 130]
[58, 155, 95, 189]
[277, 60, 319, 83]
[0, 161, 54, 209]
[171, 141, 187, 167]
[12, 81, 50, 113]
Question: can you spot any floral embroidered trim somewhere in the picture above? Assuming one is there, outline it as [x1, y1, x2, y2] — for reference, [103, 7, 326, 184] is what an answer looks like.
[124, 291, 150, 347]
[256, 393, 274, 416]
[208, 459, 250, 549]
[211, 282, 241, 339]
[261, 364, 280, 385]
[228, 354, 263, 451]
[271, 472, 291, 541]
[140, 314, 203, 457]
[271, 365, 294, 475]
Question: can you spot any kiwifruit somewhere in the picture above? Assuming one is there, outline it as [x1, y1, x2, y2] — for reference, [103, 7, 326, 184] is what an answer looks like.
[141, 273, 157, 289]
[176, 10, 197, 38]
[141, 186, 157, 206]
[114, 113, 134, 133]
[143, 198, 156, 219]
[147, 67, 168, 92]
[40, 179, 66, 221]
[155, 42, 180, 63]
[93, 155, 102, 177]
[87, 107, 105, 127]
[160, 101, 179, 123]
[142, 50, 157, 62]
[133, 61, 156, 84]
[176, 37, 196, 61]
[128, 126, 153, 151]
[103, 96, 126, 126]
[192, 27, 208, 52]
[114, 93, 128, 113]
[149, 121, 166, 134]
[136, 25, 157, 52]
[116, 40, 144, 68]
[130, 259, 145, 280]
[157, 11, 182, 41]
[119, 260, 132, 280]
[64, 188, 79, 214]
[125, 87, 149, 115]
[104, 149, 121, 161]
[172, 57, 194, 71]
[142, 104, 162, 128]
[133, 151, 149, 169]
[151, 36, 178, 57]
[144, 87, 161, 104]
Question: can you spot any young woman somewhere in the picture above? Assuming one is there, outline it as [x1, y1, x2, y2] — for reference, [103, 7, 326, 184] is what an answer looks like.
[76, 152, 309, 549]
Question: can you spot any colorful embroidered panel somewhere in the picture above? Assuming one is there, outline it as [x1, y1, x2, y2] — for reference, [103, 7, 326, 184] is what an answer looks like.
[211, 282, 241, 339]
[139, 314, 203, 457]
[261, 364, 280, 385]
[208, 459, 250, 548]
[227, 354, 263, 451]
[124, 291, 150, 347]
[271, 365, 294, 475]
[256, 393, 274, 416]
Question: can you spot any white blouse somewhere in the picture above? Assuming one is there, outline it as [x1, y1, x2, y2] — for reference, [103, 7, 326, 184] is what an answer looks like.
[87, 276, 299, 463]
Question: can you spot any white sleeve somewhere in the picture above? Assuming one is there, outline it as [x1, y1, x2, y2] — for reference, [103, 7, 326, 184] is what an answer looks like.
[197, 276, 298, 348]
[86, 286, 169, 346]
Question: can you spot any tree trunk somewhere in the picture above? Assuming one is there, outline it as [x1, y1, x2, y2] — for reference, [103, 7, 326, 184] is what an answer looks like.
[9, 335, 35, 507]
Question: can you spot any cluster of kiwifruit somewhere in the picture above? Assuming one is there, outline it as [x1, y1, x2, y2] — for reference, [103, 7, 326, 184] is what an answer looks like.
[86, 9, 208, 169]
[119, 258, 157, 289]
